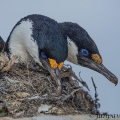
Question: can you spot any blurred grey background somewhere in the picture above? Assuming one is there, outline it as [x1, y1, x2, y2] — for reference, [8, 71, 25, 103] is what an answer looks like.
[0, 0, 119, 114]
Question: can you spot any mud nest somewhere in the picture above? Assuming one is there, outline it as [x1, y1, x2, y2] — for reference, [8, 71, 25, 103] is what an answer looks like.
[0, 55, 100, 118]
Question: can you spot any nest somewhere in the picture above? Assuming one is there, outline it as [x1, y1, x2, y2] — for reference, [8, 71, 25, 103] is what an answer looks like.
[0, 55, 100, 118]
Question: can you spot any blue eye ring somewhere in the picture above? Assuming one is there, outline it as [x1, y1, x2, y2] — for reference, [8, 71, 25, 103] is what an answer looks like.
[81, 49, 89, 57]
[40, 52, 48, 59]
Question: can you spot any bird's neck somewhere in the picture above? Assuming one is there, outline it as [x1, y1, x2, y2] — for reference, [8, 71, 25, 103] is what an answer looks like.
[67, 36, 78, 65]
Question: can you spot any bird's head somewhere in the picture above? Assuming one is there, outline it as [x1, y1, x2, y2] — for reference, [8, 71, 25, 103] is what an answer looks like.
[60, 22, 118, 85]
[35, 22, 68, 95]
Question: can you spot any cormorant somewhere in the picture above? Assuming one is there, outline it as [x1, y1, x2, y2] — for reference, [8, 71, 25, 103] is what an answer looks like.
[60, 22, 118, 85]
[5, 14, 68, 95]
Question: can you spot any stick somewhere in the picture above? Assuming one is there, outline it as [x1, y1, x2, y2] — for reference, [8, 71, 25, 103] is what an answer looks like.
[62, 65, 90, 91]
[91, 77, 97, 98]
[61, 88, 81, 101]
[0, 55, 18, 72]
[19, 95, 61, 102]
[91, 77, 99, 113]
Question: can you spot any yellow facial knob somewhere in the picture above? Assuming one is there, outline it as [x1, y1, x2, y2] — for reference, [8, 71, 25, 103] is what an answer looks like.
[91, 54, 102, 64]
[48, 58, 64, 69]
[48, 58, 58, 69]
[58, 62, 64, 70]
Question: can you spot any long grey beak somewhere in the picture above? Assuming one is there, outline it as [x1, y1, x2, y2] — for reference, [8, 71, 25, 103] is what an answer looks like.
[39, 56, 62, 95]
[77, 56, 118, 85]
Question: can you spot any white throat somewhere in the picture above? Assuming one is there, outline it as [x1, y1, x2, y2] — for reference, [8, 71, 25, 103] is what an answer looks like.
[67, 37, 78, 64]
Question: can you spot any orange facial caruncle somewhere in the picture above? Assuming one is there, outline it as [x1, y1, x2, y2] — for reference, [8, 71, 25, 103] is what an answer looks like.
[48, 58, 64, 69]
[91, 54, 102, 64]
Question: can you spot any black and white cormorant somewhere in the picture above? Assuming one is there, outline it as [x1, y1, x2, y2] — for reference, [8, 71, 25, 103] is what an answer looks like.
[5, 14, 68, 95]
[60, 22, 118, 85]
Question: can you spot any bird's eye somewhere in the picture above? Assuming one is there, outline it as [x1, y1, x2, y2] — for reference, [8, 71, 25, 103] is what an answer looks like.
[40, 52, 48, 59]
[80, 49, 89, 57]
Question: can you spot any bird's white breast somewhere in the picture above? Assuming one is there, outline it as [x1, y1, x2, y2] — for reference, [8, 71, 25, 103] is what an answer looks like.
[8, 19, 42, 66]
[67, 37, 78, 64]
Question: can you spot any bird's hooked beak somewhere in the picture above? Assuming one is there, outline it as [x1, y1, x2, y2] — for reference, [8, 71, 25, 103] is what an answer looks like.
[39, 53, 63, 95]
[77, 55, 118, 85]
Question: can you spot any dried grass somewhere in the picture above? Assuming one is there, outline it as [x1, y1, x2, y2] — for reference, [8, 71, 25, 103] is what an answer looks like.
[0, 55, 100, 118]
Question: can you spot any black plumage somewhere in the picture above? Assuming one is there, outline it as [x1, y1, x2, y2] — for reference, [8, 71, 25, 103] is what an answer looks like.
[6, 14, 68, 64]
[60, 22, 100, 56]
[5, 14, 69, 95]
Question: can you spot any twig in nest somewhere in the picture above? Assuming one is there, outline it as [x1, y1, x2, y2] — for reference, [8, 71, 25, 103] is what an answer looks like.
[60, 68, 72, 78]
[0, 56, 6, 70]
[4, 76, 30, 85]
[19, 95, 61, 102]
[19, 95, 46, 101]
[91, 77, 99, 113]
[78, 72, 90, 91]
[0, 55, 18, 72]
[91, 77, 97, 97]
[11, 68, 23, 77]
[61, 88, 81, 101]
[71, 71, 90, 91]
[61, 65, 90, 91]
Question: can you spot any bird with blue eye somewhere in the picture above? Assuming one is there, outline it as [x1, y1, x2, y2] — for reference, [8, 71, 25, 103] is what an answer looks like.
[60, 22, 118, 85]
[5, 14, 68, 95]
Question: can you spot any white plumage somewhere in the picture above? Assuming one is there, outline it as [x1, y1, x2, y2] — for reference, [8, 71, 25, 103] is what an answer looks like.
[67, 36, 78, 64]
[8, 19, 42, 66]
